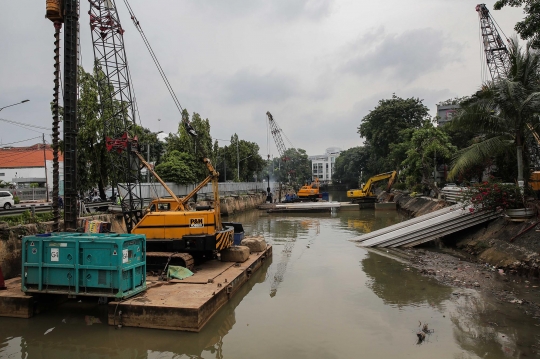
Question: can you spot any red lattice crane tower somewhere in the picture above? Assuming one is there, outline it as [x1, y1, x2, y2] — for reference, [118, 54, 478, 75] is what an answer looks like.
[476, 3, 510, 82]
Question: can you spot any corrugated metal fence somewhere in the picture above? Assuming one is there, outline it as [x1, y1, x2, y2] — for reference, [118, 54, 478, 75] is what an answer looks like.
[134, 182, 279, 199]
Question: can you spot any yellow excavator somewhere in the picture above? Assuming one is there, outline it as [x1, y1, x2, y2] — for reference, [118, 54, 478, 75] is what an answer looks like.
[347, 171, 397, 203]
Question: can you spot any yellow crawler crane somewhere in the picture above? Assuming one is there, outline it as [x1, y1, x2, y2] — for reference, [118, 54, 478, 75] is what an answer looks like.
[130, 151, 233, 270]
[347, 171, 397, 204]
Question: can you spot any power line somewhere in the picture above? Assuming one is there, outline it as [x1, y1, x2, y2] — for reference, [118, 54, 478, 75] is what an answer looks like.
[0, 118, 50, 132]
[0, 136, 42, 147]
[121, 0, 184, 118]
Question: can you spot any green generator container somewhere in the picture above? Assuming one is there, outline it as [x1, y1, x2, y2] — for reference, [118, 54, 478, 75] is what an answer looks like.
[22, 233, 146, 299]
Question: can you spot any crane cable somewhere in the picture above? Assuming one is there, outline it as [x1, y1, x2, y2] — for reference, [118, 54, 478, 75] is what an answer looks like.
[121, 0, 185, 117]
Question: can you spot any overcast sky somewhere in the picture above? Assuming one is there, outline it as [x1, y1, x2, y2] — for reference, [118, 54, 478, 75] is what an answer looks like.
[0, 1, 525, 157]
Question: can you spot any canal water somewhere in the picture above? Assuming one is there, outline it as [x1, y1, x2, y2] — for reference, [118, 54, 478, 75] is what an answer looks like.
[1, 194, 539, 358]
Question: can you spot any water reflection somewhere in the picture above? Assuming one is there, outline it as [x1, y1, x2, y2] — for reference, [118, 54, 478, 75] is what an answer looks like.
[450, 292, 540, 358]
[361, 251, 452, 309]
[0, 258, 272, 359]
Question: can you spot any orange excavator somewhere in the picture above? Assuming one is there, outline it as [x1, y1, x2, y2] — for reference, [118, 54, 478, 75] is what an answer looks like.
[296, 178, 321, 201]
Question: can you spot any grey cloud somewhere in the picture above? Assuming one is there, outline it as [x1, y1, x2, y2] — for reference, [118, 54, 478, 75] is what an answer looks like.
[222, 70, 298, 104]
[342, 28, 463, 83]
[188, 0, 333, 21]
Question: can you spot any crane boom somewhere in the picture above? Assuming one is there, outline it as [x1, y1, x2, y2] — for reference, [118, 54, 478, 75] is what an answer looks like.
[476, 3, 510, 81]
[89, 0, 144, 232]
[476, 4, 540, 169]
[266, 111, 288, 159]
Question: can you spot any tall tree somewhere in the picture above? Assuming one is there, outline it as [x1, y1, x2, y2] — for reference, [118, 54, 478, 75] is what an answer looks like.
[154, 150, 197, 184]
[494, 0, 540, 48]
[400, 121, 457, 193]
[271, 148, 311, 187]
[332, 146, 370, 187]
[448, 38, 540, 183]
[165, 110, 214, 182]
[358, 94, 429, 176]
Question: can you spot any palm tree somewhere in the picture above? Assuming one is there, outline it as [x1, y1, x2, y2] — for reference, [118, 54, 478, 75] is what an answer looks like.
[448, 37, 540, 184]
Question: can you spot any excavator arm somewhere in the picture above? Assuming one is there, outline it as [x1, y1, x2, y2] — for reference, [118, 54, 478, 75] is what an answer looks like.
[135, 149, 221, 228]
[347, 171, 397, 200]
[361, 171, 397, 195]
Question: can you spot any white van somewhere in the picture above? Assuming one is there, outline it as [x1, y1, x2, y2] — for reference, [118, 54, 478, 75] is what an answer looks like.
[0, 191, 14, 209]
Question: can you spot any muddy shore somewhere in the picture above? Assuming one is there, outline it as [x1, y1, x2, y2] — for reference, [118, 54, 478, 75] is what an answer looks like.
[377, 191, 540, 323]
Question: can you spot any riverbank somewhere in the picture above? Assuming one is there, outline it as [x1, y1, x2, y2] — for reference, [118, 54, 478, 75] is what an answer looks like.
[379, 190, 540, 277]
[376, 190, 540, 323]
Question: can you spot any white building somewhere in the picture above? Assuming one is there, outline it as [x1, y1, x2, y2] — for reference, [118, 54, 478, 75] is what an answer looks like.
[0, 144, 64, 192]
[309, 147, 342, 184]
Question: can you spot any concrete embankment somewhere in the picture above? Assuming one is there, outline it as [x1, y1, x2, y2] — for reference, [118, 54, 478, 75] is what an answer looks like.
[379, 191, 540, 278]
[0, 192, 267, 280]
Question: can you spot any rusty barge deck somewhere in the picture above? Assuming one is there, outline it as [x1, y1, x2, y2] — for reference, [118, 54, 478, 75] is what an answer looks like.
[0, 245, 272, 332]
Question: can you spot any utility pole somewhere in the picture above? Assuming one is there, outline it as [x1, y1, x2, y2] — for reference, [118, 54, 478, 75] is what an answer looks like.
[147, 143, 151, 182]
[42, 134, 50, 202]
[236, 140, 239, 181]
[433, 149, 437, 185]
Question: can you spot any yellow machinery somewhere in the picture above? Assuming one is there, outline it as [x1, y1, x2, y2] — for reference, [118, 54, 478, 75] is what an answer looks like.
[347, 171, 397, 203]
[297, 178, 321, 200]
[130, 151, 233, 270]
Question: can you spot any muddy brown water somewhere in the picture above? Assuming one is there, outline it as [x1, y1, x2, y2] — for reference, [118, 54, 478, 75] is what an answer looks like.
[1, 195, 539, 358]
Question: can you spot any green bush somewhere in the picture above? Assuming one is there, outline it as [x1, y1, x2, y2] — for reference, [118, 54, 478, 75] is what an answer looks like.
[393, 183, 406, 190]
[13, 196, 20, 204]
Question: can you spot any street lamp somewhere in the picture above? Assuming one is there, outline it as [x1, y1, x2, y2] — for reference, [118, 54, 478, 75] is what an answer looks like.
[215, 137, 239, 181]
[0, 99, 30, 112]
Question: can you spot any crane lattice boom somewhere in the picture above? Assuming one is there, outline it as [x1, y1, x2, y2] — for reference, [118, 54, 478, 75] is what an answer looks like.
[266, 111, 288, 160]
[476, 3, 510, 81]
[89, 0, 144, 232]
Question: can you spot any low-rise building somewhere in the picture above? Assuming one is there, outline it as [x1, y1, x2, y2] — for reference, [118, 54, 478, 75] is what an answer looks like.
[309, 147, 342, 184]
[0, 144, 63, 192]
[436, 104, 460, 127]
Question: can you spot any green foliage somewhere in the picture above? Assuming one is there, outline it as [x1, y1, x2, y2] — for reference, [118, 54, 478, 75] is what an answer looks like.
[392, 182, 407, 190]
[215, 134, 265, 182]
[448, 38, 540, 182]
[29, 183, 39, 188]
[1, 210, 56, 226]
[155, 150, 197, 185]
[437, 96, 471, 107]
[357, 94, 430, 179]
[13, 196, 20, 204]
[165, 110, 214, 182]
[494, 0, 540, 49]
[400, 121, 457, 192]
[358, 94, 429, 163]
[269, 148, 311, 187]
[332, 146, 370, 187]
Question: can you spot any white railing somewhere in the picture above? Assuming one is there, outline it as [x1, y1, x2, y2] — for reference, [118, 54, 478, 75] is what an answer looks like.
[10, 188, 48, 201]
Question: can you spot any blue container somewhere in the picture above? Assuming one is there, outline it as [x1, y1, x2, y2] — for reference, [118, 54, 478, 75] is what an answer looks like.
[22, 233, 146, 299]
[223, 222, 245, 245]
[321, 192, 329, 201]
